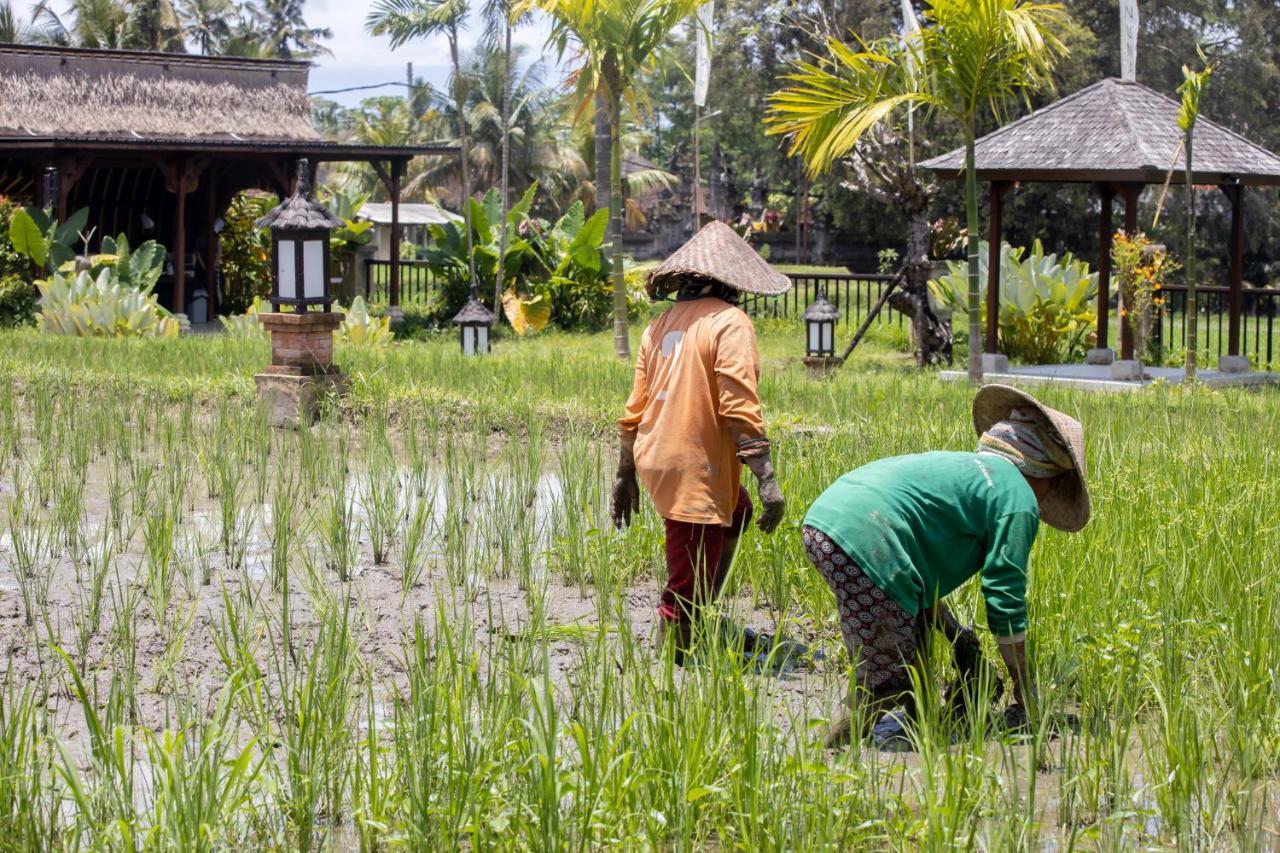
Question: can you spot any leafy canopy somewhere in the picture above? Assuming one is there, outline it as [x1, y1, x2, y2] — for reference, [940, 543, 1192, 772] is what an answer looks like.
[765, 0, 1070, 175]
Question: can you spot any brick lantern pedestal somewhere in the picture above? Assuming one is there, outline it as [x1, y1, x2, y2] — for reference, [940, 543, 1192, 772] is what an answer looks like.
[254, 311, 346, 427]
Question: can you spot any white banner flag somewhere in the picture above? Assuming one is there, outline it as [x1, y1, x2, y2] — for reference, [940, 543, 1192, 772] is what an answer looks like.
[694, 0, 714, 108]
[1120, 0, 1139, 81]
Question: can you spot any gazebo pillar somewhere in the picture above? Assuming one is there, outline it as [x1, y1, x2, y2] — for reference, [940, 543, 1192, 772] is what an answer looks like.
[1088, 183, 1117, 364]
[1220, 184, 1249, 373]
[983, 181, 1010, 372]
[1118, 184, 1140, 362]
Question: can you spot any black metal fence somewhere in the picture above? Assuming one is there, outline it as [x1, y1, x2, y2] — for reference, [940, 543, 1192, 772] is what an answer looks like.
[365, 259, 456, 306]
[742, 272, 903, 328]
[1153, 284, 1280, 367]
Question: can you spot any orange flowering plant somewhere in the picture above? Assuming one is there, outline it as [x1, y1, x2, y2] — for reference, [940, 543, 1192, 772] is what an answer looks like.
[1112, 230, 1179, 359]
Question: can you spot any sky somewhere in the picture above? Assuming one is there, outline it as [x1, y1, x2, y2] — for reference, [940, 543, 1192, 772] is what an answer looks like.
[301, 0, 558, 106]
[19, 0, 560, 107]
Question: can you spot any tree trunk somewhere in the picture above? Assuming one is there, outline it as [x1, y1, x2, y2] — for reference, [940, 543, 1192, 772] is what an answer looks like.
[452, 35, 477, 298]
[494, 23, 512, 313]
[1184, 131, 1196, 381]
[594, 91, 611, 216]
[609, 88, 630, 359]
[964, 131, 982, 383]
[890, 209, 953, 366]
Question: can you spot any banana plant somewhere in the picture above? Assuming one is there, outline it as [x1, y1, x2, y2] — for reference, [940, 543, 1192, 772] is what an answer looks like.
[8, 206, 88, 274]
[89, 234, 165, 291]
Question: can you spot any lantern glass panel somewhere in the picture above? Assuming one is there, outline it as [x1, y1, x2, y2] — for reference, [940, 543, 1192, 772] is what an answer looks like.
[477, 325, 489, 354]
[807, 322, 819, 354]
[277, 239, 297, 300]
[821, 321, 833, 354]
[463, 325, 476, 356]
[303, 240, 325, 300]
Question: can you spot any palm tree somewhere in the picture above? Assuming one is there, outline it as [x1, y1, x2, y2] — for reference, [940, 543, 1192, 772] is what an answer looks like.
[126, 0, 185, 51]
[766, 0, 1068, 382]
[481, 0, 526, 311]
[247, 0, 331, 58]
[520, 0, 702, 359]
[178, 0, 232, 54]
[367, 0, 478, 295]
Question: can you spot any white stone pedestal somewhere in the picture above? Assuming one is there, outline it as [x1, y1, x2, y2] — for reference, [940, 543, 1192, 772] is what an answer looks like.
[1218, 355, 1251, 374]
[1110, 359, 1144, 381]
[1086, 347, 1116, 365]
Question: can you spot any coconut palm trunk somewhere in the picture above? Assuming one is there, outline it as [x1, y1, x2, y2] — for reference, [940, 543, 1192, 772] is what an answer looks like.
[609, 85, 630, 359]
[964, 130, 982, 383]
[493, 22, 512, 311]
[450, 35, 478, 296]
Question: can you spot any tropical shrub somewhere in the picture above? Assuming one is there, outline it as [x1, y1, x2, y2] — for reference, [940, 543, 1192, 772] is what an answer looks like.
[930, 240, 1098, 364]
[319, 186, 375, 258]
[337, 296, 394, 346]
[220, 191, 277, 314]
[0, 274, 38, 328]
[219, 296, 270, 339]
[38, 269, 179, 338]
[422, 184, 628, 332]
[0, 198, 37, 327]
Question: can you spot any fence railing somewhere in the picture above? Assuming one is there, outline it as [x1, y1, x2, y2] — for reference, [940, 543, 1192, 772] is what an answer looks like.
[742, 272, 903, 328]
[365, 259, 456, 306]
[1152, 284, 1280, 367]
[365, 262, 901, 328]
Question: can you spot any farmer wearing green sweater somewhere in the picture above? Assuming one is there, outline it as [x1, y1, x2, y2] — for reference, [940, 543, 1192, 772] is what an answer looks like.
[804, 385, 1089, 747]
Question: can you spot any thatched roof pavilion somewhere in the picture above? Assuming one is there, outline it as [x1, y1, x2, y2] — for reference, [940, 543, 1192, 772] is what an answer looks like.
[922, 77, 1280, 370]
[0, 44, 455, 315]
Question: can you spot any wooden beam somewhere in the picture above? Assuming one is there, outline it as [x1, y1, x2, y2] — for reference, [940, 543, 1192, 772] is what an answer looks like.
[370, 159, 393, 196]
[389, 160, 402, 308]
[1119, 184, 1140, 360]
[1096, 183, 1116, 350]
[55, 155, 93, 222]
[1225, 184, 1244, 357]
[206, 167, 219, 319]
[986, 181, 1009, 354]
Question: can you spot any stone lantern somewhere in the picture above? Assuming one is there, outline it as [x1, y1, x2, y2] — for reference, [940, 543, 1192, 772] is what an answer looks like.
[802, 291, 840, 375]
[253, 159, 348, 427]
[453, 296, 496, 356]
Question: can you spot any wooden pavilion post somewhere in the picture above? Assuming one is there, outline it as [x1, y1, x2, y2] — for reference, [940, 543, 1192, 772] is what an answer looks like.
[1118, 184, 1140, 362]
[174, 173, 188, 315]
[985, 181, 1009, 356]
[1220, 183, 1248, 372]
[1089, 183, 1116, 363]
[205, 168, 218, 318]
[389, 159, 403, 312]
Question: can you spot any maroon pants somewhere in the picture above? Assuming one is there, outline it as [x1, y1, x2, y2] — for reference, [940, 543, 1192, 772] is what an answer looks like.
[659, 486, 754, 623]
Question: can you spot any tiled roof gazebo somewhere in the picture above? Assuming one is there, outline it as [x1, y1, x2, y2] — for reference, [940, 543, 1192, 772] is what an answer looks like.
[922, 77, 1280, 373]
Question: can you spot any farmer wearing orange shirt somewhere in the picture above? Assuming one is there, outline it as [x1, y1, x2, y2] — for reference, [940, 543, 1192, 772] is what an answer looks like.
[610, 222, 789, 661]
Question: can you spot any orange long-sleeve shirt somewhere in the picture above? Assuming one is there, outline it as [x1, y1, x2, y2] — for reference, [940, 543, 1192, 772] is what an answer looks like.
[619, 298, 765, 525]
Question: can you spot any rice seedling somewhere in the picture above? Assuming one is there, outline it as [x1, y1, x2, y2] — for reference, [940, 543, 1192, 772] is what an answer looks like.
[0, 328, 1276, 848]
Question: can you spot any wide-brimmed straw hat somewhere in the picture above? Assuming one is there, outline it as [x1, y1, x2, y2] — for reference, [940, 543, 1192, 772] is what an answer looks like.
[646, 221, 792, 298]
[973, 384, 1090, 533]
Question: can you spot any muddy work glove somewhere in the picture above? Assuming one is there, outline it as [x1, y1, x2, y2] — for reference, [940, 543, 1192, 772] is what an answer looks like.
[611, 433, 641, 530]
[739, 437, 784, 534]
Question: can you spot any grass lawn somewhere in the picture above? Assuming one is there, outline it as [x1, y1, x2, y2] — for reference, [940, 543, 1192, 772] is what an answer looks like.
[0, 323, 1276, 848]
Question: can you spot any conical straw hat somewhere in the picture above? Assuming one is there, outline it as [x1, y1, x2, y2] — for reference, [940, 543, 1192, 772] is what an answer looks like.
[646, 221, 791, 298]
[972, 384, 1091, 533]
